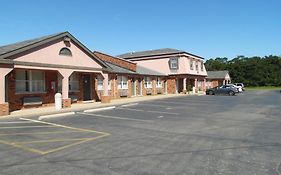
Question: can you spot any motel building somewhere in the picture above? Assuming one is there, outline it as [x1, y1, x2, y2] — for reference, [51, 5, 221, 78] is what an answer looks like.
[0, 32, 208, 116]
[118, 49, 208, 94]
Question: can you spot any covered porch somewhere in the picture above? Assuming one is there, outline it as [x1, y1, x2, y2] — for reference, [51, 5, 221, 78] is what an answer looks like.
[174, 75, 207, 94]
[0, 66, 110, 115]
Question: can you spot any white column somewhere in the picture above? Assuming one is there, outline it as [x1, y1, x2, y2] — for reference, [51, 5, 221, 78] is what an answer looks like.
[102, 73, 109, 96]
[194, 78, 198, 93]
[0, 68, 13, 103]
[58, 69, 73, 99]
[183, 78, 187, 91]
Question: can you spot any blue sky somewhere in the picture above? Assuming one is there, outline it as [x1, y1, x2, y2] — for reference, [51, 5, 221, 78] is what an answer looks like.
[0, 0, 280, 59]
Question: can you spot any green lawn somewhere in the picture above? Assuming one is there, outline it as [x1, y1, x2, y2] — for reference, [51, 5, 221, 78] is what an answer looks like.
[246, 86, 281, 90]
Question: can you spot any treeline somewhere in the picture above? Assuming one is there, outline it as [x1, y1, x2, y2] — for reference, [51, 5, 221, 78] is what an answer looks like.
[205, 55, 281, 86]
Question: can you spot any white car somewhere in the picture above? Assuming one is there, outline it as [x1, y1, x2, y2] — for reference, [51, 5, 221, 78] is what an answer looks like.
[227, 84, 243, 92]
[234, 83, 245, 91]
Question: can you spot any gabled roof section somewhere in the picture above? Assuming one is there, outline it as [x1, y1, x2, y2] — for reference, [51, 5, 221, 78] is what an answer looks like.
[93, 51, 136, 71]
[117, 48, 204, 60]
[206, 70, 230, 79]
[104, 62, 136, 74]
[0, 32, 108, 68]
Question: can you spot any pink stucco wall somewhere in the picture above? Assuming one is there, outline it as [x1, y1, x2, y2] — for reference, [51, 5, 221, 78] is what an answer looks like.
[14, 39, 103, 69]
[135, 55, 207, 76]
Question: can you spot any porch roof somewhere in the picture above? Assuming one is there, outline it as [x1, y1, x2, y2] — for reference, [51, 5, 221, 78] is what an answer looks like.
[206, 70, 230, 79]
[105, 61, 166, 76]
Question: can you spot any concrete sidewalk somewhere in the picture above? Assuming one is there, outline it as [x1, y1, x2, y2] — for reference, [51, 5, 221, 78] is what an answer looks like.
[0, 94, 189, 120]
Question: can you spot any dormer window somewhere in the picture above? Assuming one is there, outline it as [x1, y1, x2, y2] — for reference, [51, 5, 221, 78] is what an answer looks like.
[59, 48, 72, 57]
[169, 57, 178, 70]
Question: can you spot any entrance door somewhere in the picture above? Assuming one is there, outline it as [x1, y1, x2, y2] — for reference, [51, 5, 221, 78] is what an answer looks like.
[83, 74, 91, 101]
[131, 78, 136, 96]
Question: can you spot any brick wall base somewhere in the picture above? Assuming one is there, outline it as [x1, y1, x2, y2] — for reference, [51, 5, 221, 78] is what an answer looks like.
[101, 96, 111, 103]
[0, 103, 9, 116]
[62, 98, 71, 108]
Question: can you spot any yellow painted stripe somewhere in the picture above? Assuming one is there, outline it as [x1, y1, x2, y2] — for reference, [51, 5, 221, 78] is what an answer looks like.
[14, 137, 101, 144]
[42, 134, 109, 155]
[0, 130, 84, 136]
[0, 126, 57, 129]
[0, 139, 45, 155]
[20, 118, 110, 135]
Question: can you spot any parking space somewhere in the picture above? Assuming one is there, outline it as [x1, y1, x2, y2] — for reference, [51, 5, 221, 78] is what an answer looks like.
[0, 91, 280, 175]
[0, 118, 110, 155]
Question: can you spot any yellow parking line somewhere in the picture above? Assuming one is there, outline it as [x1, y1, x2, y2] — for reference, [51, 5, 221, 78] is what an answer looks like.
[14, 138, 99, 144]
[42, 134, 109, 155]
[0, 118, 111, 155]
[20, 118, 110, 135]
[0, 126, 57, 129]
[0, 130, 83, 136]
[0, 139, 45, 155]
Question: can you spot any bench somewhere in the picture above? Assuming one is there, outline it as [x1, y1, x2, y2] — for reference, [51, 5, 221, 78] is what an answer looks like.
[23, 96, 43, 106]
[157, 88, 162, 94]
[119, 90, 128, 97]
[146, 89, 152, 95]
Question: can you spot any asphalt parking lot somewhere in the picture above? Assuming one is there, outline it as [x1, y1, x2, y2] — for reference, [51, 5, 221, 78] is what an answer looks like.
[0, 90, 280, 175]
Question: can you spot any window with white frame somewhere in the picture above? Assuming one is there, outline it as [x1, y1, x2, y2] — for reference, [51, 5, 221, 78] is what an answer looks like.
[156, 77, 162, 88]
[201, 62, 204, 71]
[69, 73, 79, 92]
[169, 57, 178, 69]
[16, 70, 45, 93]
[97, 75, 103, 90]
[190, 59, 194, 70]
[117, 76, 128, 89]
[195, 61, 199, 71]
[144, 77, 152, 88]
[97, 76, 111, 90]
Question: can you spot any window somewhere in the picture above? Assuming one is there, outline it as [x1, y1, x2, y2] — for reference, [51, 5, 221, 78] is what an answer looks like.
[169, 57, 178, 69]
[144, 77, 152, 88]
[156, 77, 162, 88]
[108, 79, 111, 90]
[190, 60, 194, 70]
[59, 48, 72, 56]
[117, 76, 128, 89]
[201, 62, 204, 71]
[195, 61, 199, 71]
[69, 73, 79, 92]
[97, 76, 111, 90]
[16, 70, 45, 93]
[97, 75, 103, 90]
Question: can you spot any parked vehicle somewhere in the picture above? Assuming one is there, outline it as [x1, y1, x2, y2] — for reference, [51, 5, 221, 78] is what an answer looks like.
[228, 84, 243, 92]
[233, 83, 245, 91]
[206, 85, 239, 96]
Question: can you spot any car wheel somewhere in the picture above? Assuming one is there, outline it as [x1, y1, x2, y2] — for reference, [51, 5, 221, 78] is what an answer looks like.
[229, 91, 235, 96]
[209, 91, 214, 95]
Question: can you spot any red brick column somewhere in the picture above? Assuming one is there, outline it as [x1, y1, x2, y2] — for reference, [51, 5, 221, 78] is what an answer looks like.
[0, 103, 9, 116]
[62, 98, 71, 108]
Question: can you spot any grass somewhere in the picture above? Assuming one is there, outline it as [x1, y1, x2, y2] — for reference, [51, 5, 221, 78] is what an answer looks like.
[246, 86, 281, 90]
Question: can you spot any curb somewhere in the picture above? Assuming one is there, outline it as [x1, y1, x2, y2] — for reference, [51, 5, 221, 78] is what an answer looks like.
[38, 112, 75, 120]
[83, 106, 116, 113]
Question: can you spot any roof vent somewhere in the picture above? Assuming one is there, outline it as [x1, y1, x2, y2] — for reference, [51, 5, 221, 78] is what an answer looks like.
[63, 36, 71, 42]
